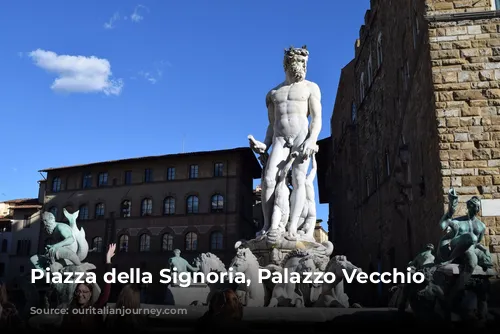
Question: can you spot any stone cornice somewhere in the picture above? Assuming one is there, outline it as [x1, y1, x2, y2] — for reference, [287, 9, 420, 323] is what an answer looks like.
[425, 10, 500, 22]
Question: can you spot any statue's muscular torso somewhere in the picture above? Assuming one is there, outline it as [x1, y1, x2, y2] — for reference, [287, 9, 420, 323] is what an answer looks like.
[267, 80, 316, 144]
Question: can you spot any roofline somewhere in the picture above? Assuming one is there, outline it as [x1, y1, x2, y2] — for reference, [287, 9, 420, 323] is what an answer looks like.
[10, 205, 42, 209]
[2, 198, 39, 204]
[39, 147, 260, 173]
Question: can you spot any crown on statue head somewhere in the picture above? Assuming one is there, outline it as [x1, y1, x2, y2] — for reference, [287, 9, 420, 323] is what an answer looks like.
[284, 45, 309, 58]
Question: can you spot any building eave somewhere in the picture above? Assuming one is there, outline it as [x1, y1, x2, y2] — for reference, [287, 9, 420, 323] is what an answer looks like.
[39, 147, 262, 177]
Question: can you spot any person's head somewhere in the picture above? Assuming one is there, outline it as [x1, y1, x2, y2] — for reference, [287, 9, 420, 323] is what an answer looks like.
[173, 249, 181, 257]
[425, 243, 435, 252]
[42, 211, 57, 234]
[0, 279, 7, 305]
[283, 46, 308, 82]
[208, 289, 242, 320]
[466, 196, 481, 217]
[116, 284, 141, 309]
[72, 283, 93, 307]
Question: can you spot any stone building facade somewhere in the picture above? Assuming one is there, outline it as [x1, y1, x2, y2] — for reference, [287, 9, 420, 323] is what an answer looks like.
[318, 0, 500, 305]
[0, 198, 42, 284]
[37, 147, 261, 303]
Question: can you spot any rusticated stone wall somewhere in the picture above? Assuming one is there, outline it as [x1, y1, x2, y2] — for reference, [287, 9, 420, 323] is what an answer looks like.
[425, 0, 495, 15]
[429, 16, 500, 269]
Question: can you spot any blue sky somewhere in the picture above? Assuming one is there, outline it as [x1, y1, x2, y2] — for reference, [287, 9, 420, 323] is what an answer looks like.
[0, 0, 370, 230]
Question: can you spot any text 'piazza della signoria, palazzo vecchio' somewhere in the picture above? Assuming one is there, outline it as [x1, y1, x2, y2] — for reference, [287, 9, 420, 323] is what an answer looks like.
[36, 147, 261, 303]
[316, 0, 500, 305]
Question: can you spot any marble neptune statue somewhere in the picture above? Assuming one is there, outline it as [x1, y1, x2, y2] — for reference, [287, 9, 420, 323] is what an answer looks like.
[249, 45, 322, 241]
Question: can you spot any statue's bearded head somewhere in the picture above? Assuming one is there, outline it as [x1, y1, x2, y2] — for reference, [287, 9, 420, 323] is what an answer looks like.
[298, 258, 315, 272]
[466, 196, 481, 216]
[42, 212, 56, 234]
[283, 46, 308, 82]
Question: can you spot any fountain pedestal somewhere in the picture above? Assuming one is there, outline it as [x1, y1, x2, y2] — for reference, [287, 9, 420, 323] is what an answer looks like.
[168, 283, 210, 306]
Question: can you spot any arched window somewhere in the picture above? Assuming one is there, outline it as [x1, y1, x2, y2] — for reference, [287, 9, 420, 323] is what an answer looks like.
[162, 233, 173, 251]
[185, 232, 197, 251]
[186, 195, 199, 214]
[351, 101, 357, 123]
[163, 197, 175, 215]
[141, 198, 152, 216]
[49, 206, 58, 219]
[377, 32, 383, 68]
[92, 237, 103, 252]
[78, 205, 89, 220]
[359, 72, 365, 102]
[210, 231, 223, 250]
[139, 234, 150, 252]
[95, 203, 105, 218]
[51, 177, 61, 192]
[121, 200, 131, 218]
[211, 194, 224, 212]
[1, 240, 7, 253]
[119, 235, 129, 252]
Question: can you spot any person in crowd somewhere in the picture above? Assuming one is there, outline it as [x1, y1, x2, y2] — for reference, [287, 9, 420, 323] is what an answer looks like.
[105, 283, 147, 329]
[60, 243, 116, 330]
[196, 288, 246, 332]
[0, 279, 24, 329]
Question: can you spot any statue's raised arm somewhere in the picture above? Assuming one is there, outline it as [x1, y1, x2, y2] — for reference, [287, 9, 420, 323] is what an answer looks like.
[439, 188, 458, 232]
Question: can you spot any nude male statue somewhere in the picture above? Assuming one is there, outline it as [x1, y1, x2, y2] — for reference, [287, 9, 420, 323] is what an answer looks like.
[168, 249, 200, 274]
[271, 151, 298, 233]
[249, 45, 322, 240]
[296, 147, 318, 241]
[30, 209, 87, 270]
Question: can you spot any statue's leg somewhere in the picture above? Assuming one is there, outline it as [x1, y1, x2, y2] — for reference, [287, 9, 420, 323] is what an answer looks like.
[303, 216, 316, 240]
[287, 161, 309, 239]
[260, 139, 289, 234]
[271, 204, 283, 234]
[443, 233, 475, 265]
[30, 254, 44, 270]
[476, 278, 489, 321]
[56, 248, 82, 266]
[398, 284, 410, 312]
[475, 248, 492, 270]
[446, 246, 477, 317]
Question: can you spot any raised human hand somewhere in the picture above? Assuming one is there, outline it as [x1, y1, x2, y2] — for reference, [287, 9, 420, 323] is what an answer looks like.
[248, 135, 267, 154]
[448, 188, 458, 214]
[47, 244, 58, 259]
[300, 139, 318, 159]
[106, 243, 116, 263]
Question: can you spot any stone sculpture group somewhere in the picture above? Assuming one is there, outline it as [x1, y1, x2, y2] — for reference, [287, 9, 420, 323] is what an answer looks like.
[162, 46, 363, 309]
[391, 187, 497, 323]
[24, 46, 498, 326]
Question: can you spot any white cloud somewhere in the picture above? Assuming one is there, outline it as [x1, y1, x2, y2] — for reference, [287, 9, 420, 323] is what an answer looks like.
[138, 71, 157, 84]
[28, 49, 123, 96]
[104, 11, 120, 29]
[137, 60, 168, 84]
[131, 5, 149, 22]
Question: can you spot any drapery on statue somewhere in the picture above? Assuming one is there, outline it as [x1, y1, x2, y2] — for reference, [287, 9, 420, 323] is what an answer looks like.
[249, 45, 322, 241]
